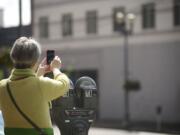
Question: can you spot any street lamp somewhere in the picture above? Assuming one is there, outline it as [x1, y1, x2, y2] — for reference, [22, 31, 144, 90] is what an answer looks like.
[127, 13, 136, 34]
[115, 12, 136, 34]
[116, 12, 125, 23]
[115, 11, 136, 128]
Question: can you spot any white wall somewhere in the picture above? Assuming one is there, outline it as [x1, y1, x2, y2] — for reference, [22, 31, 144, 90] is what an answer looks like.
[129, 43, 180, 123]
[34, 0, 179, 47]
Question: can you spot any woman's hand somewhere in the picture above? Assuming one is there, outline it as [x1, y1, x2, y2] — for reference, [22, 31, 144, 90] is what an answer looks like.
[37, 56, 62, 77]
[36, 58, 50, 77]
[50, 56, 63, 78]
[50, 56, 62, 71]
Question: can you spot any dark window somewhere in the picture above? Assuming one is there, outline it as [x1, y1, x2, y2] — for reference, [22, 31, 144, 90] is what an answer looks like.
[39, 17, 49, 38]
[142, 3, 155, 29]
[86, 10, 97, 34]
[62, 13, 73, 37]
[174, 0, 180, 26]
[113, 7, 125, 32]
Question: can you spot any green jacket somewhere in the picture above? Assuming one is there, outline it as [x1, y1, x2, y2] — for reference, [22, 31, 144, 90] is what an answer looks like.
[0, 69, 70, 135]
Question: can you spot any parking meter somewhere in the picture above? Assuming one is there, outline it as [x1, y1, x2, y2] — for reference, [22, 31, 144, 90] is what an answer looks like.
[52, 80, 75, 135]
[52, 79, 75, 108]
[52, 77, 97, 135]
[75, 76, 97, 109]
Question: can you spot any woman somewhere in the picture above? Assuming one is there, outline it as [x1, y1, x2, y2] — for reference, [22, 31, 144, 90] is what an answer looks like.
[0, 37, 70, 135]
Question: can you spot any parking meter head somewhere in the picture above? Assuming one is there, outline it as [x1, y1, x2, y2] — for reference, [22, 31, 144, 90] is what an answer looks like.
[75, 76, 96, 96]
[75, 76, 97, 108]
[69, 79, 74, 90]
[52, 79, 74, 107]
[63, 79, 75, 97]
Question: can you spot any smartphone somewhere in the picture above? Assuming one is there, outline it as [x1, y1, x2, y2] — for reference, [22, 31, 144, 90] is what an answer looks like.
[47, 50, 55, 65]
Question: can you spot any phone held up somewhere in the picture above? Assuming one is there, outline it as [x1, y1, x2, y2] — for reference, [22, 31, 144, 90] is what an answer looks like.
[46, 50, 55, 65]
[45, 50, 55, 78]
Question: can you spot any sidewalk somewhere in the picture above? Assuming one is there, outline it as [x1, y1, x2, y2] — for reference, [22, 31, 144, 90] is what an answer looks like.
[53, 126, 171, 135]
[93, 120, 180, 135]
[88, 128, 170, 135]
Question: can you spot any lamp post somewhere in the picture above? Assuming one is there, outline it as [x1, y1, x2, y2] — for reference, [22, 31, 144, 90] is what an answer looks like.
[115, 11, 136, 128]
[18, 0, 22, 37]
[31, 0, 34, 36]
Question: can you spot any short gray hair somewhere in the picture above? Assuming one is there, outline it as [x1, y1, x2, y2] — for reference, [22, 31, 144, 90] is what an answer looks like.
[10, 37, 41, 68]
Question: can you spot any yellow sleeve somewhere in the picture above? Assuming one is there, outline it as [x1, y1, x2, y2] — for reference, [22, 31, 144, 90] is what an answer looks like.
[39, 74, 70, 101]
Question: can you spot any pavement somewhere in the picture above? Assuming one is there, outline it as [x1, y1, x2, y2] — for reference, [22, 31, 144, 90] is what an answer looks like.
[53, 126, 171, 135]
[92, 120, 180, 134]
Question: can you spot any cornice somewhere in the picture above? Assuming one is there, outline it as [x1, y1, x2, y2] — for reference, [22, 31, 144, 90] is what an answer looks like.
[35, 0, 110, 8]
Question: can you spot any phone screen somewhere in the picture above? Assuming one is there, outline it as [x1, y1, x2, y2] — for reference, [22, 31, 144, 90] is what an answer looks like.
[47, 50, 55, 65]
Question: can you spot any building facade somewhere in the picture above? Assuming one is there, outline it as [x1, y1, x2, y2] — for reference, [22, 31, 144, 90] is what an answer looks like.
[33, 0, 180, 125]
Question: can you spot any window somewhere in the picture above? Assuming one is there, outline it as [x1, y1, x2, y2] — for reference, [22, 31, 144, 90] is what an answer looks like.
[113, 7, 125, 32]
[142, 3, 155, 29]
[86, 10, 97, 34]
[39, 17, 49, 38]
[62, 13, 73, 37]
[174, 0, 180, 26]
